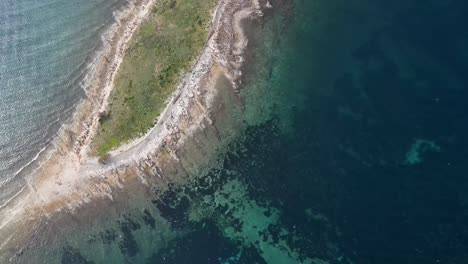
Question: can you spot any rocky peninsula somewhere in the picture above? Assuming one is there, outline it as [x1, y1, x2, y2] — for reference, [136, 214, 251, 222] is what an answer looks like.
[0, 0, 273, 262]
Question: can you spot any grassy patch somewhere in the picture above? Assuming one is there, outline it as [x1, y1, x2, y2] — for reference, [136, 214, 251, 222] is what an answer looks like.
[93, 0, 217, 156]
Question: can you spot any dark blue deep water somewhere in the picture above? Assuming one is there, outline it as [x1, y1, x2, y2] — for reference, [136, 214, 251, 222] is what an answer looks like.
[36, 0, 468, 263]
[149, 0, 468, 263]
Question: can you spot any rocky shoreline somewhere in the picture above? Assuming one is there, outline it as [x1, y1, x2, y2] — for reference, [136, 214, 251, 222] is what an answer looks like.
[0, 0, 272, 262]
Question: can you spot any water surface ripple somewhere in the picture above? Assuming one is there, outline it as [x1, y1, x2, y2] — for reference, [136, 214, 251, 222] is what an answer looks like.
[0, 0, 125, 203]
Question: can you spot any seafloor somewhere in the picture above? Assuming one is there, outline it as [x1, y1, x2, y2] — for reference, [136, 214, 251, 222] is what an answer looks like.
[3, 0, 468, 263]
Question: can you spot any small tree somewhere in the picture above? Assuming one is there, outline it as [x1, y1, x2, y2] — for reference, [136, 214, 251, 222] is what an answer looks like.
[98, 153, 111, 165]
[98, 111, 110, 123]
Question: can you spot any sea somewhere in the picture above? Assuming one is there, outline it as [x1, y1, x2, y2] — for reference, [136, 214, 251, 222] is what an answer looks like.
[3, 0, 468, 263]
[0, 0, 125, 204]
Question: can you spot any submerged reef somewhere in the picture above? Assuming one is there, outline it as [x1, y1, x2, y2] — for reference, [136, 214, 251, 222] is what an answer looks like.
[4, 0, 466, 263]
[0, 0, 289, 263]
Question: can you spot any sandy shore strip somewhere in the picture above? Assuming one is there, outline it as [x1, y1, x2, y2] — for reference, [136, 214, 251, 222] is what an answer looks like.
[0, 0, 271, 261]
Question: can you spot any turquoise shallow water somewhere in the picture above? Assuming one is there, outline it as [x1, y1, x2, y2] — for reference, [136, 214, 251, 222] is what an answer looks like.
[0, 0, 124, 202]
[4, 0, 468, 263]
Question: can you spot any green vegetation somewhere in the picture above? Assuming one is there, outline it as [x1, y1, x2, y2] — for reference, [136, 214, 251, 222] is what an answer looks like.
[93, 0, 217, 156]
